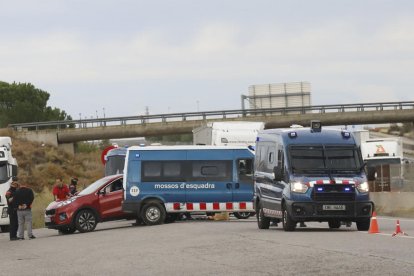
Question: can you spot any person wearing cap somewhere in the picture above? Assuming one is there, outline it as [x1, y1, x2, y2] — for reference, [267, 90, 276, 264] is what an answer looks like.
[5, 181, 19, 241]
[69, 177, 78, 196]
[52, 177, 70, 201]
[14, 182, 35, 240]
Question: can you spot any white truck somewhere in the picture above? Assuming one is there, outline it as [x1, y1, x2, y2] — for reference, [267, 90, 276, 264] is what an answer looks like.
[360, 137, 403, 192]
[0, 137, 18, 232]
[193, 121, 265, 147]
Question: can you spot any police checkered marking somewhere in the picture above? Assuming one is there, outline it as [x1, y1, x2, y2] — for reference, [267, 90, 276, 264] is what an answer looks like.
[263, 208, 282, 217]
[165, 202, 254, 212]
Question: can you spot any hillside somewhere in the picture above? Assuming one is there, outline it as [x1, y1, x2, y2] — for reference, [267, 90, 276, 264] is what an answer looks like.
[1, 129, 104, 228]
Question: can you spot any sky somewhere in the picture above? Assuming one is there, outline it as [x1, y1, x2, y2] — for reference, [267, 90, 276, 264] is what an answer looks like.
[1, 0, 414, 119]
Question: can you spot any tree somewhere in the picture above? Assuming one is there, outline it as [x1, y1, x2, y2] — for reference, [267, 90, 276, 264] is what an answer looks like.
[0, 81, 72, 128]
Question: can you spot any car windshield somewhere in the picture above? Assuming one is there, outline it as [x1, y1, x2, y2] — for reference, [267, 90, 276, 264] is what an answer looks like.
[78, 177, 112, 196]
[289, 145, 361, 172]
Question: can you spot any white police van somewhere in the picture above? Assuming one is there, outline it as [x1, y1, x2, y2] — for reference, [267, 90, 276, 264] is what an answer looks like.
[122, 146, 255, 225]
[254, 122, 374, 231]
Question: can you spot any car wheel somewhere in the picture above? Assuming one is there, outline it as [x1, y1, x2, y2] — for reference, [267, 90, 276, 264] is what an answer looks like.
[356, 218, 371, 231]
[282, 204, 296, 232]
[75, 210, 98, 233]
[328, 220, 341, 229]
[59, 226, 76, 234]
[256, 202, 270, 229]
[233, 212, 252, 219]
[140, 201, 166, 226]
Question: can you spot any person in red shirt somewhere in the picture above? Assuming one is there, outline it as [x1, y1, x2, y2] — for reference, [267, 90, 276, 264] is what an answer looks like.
[52, 177, 70, 201]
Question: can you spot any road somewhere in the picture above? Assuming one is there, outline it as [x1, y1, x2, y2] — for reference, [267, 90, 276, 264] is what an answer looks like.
[1, 215, 414, 276]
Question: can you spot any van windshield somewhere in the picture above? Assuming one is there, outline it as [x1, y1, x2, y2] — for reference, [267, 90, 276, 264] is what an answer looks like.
[289, 145, 361, 172]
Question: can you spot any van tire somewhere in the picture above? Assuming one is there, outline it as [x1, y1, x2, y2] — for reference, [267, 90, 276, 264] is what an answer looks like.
[356, 218, 371, 231]
[328, 220, 341, 229]
[233, 212, 252, 219]
[256, 202, 270, 229]
[141, 201, 166, 226]
[282, 204, 296, 232]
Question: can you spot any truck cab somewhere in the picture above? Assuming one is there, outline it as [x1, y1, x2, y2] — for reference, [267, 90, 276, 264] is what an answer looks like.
[254, 123, 374, 231]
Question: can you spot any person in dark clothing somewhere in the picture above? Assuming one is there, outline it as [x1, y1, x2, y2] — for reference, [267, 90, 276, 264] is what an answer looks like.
[5, 181, 19, 241]
[69, 177, 78, 196]
[14, 183, 35, 240]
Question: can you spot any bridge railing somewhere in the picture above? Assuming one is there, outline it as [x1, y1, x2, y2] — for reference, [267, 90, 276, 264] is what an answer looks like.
[8, 101, 414, 131]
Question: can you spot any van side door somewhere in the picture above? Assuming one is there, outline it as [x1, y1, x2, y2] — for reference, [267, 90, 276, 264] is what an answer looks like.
[233, 158, 254, 202]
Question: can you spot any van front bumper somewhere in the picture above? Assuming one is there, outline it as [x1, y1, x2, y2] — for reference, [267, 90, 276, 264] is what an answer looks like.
[285, 200, 374, 221]
[122, 201, 142, 214]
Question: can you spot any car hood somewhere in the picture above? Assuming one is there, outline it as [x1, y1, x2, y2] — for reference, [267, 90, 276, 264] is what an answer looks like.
[46, 196, 80, 210]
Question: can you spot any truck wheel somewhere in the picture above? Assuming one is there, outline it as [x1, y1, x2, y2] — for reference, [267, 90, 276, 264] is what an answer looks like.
[256, 202, 270, 229]
[75, 210, 98, 233]
[356, 218, 371, 231]
[141, 201, 166, 226]
[233, 212, 252, 219]
[282, 204, 296, 232]
[0, 225, 10, 232]
[328, 220, 341, 229]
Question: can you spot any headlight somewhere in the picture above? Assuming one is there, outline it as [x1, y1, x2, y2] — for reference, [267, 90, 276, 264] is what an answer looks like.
[57, 197, 76, 208]
[357, 182, 369, 193]
[291, 182, 308, 193]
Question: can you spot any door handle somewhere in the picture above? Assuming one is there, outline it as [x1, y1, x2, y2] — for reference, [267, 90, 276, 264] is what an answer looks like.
[235, 183, 240, 189]
[226, 183, 232, 189]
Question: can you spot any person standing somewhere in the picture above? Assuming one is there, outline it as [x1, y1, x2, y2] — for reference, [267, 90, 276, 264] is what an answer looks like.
[52, 177, 70, 201]
[5, 181, 19, 241]
[69, 177, 78, 196]
[14, 183, 35, 240]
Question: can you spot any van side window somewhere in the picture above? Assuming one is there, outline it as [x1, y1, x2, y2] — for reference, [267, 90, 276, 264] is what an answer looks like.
[191, 161, 232, 181]
[142, 161, 183, 182]
[238, 159, 253, 184]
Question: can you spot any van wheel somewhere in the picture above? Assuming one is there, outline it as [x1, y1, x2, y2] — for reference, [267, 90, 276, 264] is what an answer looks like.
[328, 220, 341, 229]
[75, 210, 97, 233]
[256, 202, 270, 229]
[356, 218, 371, 231]
[234, 212, 252, 219]
[141, 201, 166, 226]
[282, 204, 296, 232]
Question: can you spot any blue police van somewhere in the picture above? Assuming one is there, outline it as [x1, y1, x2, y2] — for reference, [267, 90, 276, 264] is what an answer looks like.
[122, 146, 255, 225]
[254, 122, 374, 231]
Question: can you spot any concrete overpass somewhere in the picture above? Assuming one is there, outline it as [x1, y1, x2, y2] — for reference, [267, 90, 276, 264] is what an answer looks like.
[9, 101, 414, 153]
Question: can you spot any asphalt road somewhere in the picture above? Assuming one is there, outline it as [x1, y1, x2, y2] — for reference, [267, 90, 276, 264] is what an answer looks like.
[1, 215, 414, 276]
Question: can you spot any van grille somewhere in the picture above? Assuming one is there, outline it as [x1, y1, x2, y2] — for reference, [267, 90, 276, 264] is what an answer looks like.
[312, 184, 355, 202]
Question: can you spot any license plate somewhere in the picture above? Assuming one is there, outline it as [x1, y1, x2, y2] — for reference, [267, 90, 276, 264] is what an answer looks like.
[44, 216, 51, 223]
[322, 205, 346, 211]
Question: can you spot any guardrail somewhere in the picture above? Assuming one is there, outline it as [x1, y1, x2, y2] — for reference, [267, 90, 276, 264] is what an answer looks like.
[8, 101, 414, 131]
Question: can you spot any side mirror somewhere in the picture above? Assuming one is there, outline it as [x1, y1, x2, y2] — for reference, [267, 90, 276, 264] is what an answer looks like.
[367, 167, 376, 181]
[11, 165, 18, 177]
[273, 165, 283, 182]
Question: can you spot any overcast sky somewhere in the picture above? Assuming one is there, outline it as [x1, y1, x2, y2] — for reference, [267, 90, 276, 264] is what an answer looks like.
[1, 0, 413, 119]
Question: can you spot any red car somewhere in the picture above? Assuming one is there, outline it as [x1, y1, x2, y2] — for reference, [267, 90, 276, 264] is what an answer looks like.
[45, 174, 133, 234]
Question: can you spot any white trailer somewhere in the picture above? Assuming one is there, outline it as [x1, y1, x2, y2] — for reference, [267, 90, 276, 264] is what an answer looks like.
[361, 138, 403, 192]
[0, 137, 18, 232]
[193, 122, 265, 147]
